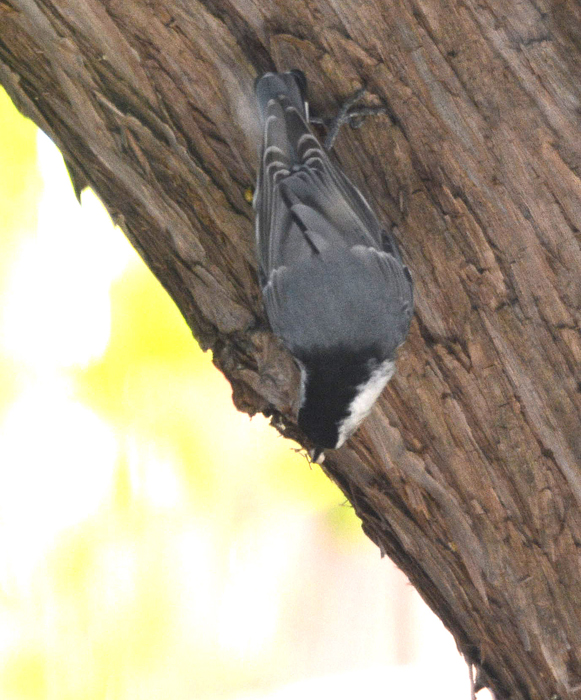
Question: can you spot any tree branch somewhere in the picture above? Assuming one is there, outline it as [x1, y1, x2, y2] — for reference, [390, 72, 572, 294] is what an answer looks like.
[1, 1, 581, 697]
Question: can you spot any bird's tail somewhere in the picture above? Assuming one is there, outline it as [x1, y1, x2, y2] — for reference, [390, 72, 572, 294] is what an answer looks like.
[255, 70, 308, 124]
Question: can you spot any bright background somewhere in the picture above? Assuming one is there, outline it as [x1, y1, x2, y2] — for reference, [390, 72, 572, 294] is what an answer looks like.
[0, 88, 484, 700]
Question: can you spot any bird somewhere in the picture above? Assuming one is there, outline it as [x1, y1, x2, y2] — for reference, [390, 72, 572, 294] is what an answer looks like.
[253, 70, 413, 460]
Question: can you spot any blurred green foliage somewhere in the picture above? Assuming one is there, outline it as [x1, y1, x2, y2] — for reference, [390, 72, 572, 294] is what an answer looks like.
[0, 86, 362, 700]
[0, 89, 42, 416]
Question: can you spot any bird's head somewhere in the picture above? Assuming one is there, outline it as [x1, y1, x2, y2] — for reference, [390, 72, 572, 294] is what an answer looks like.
[296, 347, 395, 460]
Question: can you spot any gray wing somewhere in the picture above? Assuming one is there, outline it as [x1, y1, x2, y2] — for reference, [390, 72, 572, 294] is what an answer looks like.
[255, 92, 388, 282]
[255, 74, 413, 357]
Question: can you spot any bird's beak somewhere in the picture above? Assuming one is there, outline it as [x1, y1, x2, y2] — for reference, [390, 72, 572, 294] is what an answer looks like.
[309, 447, 326, 464]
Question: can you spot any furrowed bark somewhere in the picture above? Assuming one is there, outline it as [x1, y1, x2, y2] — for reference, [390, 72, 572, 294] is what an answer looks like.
[1, 1, 581, 697]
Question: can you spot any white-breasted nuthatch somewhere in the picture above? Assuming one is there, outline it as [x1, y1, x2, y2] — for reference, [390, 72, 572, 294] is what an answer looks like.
[254, 70, 413, 458]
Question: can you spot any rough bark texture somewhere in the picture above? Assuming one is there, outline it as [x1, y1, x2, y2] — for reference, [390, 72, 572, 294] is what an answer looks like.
[1, 1, 581, 697]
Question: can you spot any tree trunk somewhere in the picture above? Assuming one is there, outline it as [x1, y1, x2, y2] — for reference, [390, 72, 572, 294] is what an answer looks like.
[1, 1, 581, 697]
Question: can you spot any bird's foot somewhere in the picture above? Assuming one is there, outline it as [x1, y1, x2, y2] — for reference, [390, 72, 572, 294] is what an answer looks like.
[310, 87, 389, 150]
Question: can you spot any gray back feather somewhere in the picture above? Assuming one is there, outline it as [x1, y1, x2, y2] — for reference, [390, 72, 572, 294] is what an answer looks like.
[254, 72, 413, 360]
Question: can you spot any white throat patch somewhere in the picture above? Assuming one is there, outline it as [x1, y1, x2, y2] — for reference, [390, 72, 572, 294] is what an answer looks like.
[336, 359, 395, 448]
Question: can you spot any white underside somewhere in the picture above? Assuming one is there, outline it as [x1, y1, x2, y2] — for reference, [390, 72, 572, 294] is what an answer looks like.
[336, 359, 395, 448]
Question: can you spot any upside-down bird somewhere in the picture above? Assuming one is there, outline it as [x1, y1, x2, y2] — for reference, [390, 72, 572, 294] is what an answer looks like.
[254, 70, 413, 459]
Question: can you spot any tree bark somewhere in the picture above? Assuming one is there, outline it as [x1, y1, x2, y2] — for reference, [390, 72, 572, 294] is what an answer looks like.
[1, 1, 581, 697]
